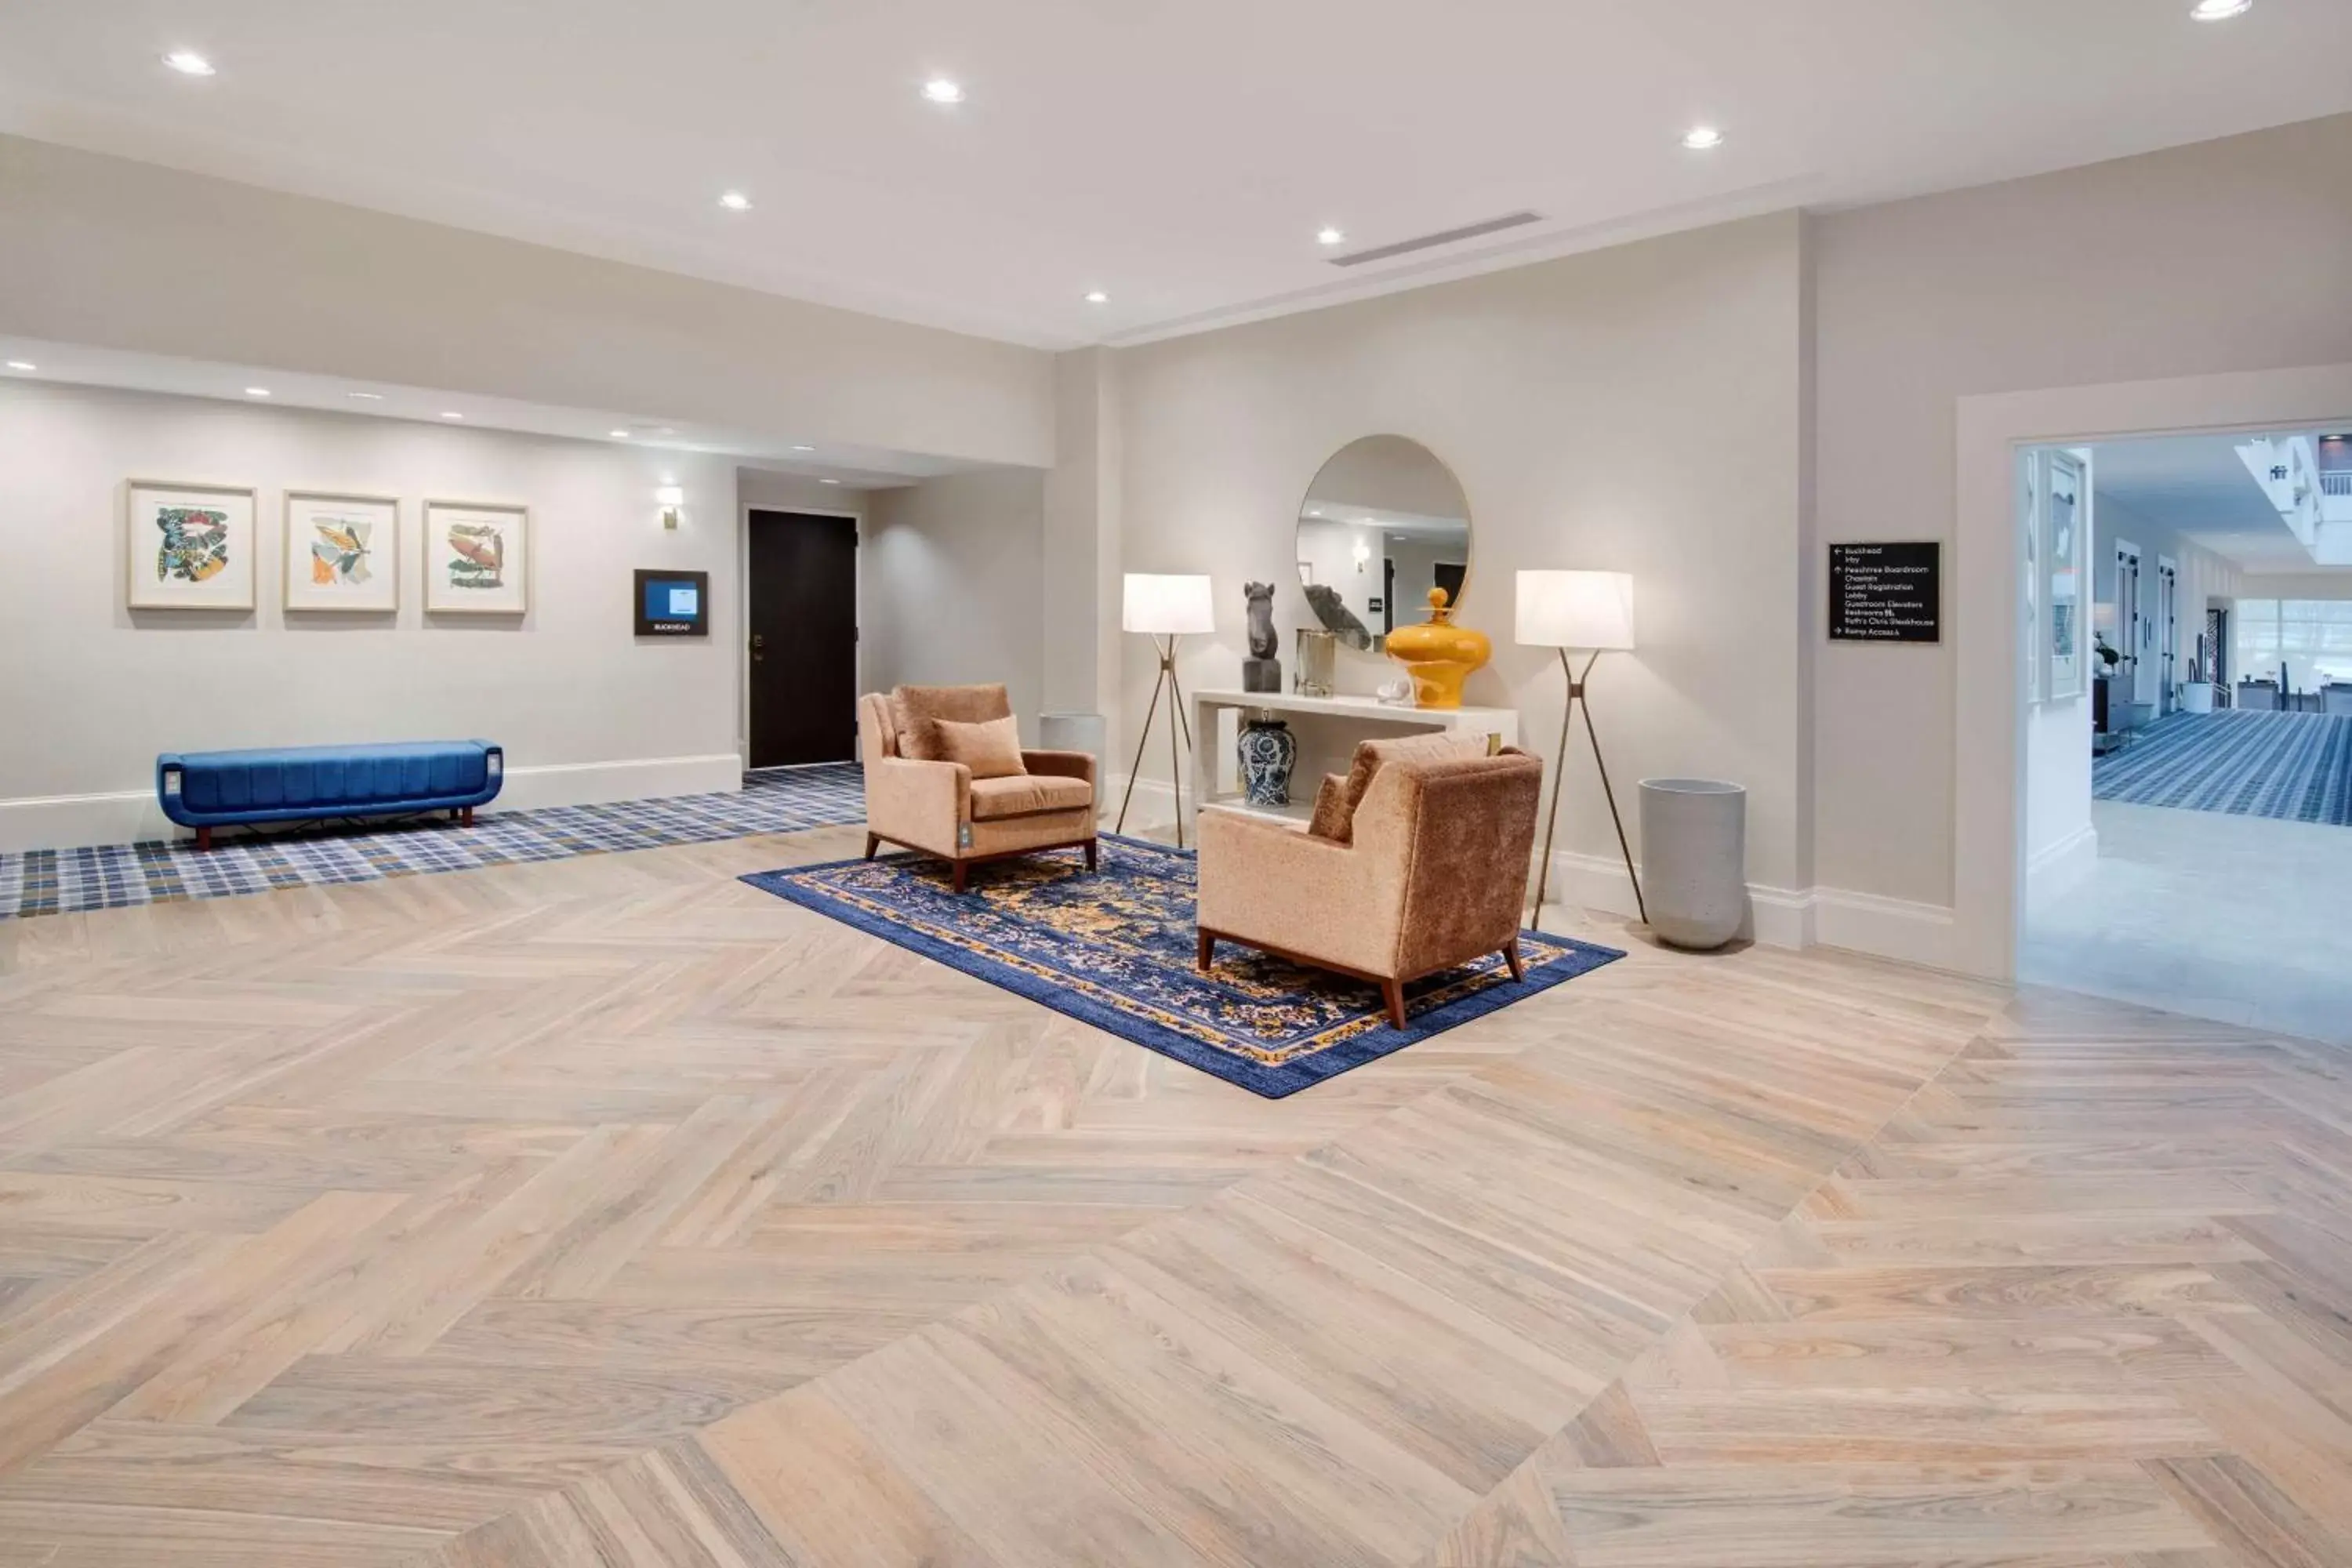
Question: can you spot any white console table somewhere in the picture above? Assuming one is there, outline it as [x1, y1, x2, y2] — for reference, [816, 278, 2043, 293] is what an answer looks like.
[1189, 688, 1519, 834]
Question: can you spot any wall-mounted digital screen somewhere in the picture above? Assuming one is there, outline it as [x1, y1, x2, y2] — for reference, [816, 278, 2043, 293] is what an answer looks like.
[633, 568, 710, 637]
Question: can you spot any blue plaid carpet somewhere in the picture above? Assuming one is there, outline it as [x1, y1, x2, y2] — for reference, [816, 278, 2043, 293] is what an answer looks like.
[744, 837, 1622, 1098]
[2092, 710, 2352, 826]
[0, 764, 867, 920]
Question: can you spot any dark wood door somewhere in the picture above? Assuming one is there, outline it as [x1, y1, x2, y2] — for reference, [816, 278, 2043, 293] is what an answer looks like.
[746, 510, 858, 768]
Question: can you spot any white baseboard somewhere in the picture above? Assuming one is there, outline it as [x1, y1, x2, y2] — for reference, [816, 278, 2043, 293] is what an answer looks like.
[1085, 775, 1968, 969]
[1102, 774, 1181, 832]
[495, 753, 742, 812]
[1537, 847, 1813, 949]
[2024, 822, 2098, 905]
[1809, 886, 1961, 971]
[0, 752, 743, 854]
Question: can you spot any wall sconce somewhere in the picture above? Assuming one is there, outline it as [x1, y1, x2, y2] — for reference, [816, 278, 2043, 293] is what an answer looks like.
[655, 483, 684, 530]
[1352, 538, 1372, 573]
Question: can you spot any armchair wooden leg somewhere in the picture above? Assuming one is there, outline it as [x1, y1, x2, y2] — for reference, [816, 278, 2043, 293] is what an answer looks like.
[863, 833, 881, 860]
[460, 806, 474, 828]
[1083, 838, 1098, 872]
[952, 860, 969, 894]
[194, 826, 212, 853]
[1501, 938, 1526, 982]
[1196, 930, 1214, 971]
[1380, 978, 1408, 1031]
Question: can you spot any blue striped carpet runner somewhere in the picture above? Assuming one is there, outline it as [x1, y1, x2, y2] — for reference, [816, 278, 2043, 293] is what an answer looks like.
[2092, 710, 2352, 826]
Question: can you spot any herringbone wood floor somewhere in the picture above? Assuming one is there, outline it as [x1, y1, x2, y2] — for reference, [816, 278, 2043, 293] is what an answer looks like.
[2, 825, 2347, 1566]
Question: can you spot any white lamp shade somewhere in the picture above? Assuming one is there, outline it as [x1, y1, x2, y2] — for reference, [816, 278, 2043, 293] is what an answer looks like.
[1123, 572, 1214, 635]
[1517, 569, 1635, 650]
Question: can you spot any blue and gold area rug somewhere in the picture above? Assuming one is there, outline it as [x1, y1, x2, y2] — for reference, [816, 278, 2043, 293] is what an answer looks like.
[0, 764, 867, 921]
[742, 836, 1623, 1098]
[2095, 710, 2352, 826]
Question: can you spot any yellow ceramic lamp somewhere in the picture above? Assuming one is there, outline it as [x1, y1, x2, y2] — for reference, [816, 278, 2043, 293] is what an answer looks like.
[1385, 586, 1490, 708]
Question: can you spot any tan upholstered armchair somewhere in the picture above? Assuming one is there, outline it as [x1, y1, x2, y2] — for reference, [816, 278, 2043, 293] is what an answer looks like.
[858, 684, 1098, 891]
[1196, 736, 1542, 1029]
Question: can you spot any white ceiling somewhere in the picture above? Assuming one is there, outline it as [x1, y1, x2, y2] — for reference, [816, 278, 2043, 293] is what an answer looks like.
[2092, 431, 2344, 573]
[3, 2, 2348, 350]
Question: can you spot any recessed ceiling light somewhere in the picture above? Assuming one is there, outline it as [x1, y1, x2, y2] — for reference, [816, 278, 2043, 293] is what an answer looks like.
[610, 429, 630, 438]
[718, 191, 752, 212]
[244, 387, 270, 397]
[2191, 0, 2251, 18]
[1316, 227, 1346, 247]
[440, 411, 464, 420]
[5, 360, 34, 372]
[1083, 290, 1109, 305]
[1681, 125, 1725, 151]
[819, 477, 842, 485]
[346, 390, 383, 401]
[922, 78, 965, 104]
[162, 50, 216, 76]
[789, 444, 815, 452]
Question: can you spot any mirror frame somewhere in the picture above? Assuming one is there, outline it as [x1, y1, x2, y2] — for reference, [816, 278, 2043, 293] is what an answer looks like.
[1294, 434, 1473, 657]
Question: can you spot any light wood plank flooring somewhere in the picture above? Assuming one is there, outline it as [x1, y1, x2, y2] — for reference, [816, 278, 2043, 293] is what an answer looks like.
[2, 824, 2345, 1566]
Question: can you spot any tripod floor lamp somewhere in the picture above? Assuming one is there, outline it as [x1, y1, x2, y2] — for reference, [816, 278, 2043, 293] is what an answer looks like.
[1516, 570, 1645, 931]
[1115, 572, 1214, 848]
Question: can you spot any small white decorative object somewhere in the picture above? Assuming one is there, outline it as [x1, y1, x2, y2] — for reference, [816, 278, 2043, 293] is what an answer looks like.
[1376, 677, 1416, 706]
[1639, 778, 1747, 950]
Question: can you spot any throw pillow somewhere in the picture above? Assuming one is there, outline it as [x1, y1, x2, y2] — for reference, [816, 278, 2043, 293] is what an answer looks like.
[1308, 732, 1491, 844]
[931, 715, 1028, 779]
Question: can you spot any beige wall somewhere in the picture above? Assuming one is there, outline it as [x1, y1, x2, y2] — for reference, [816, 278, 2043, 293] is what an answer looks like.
[0, 379, 743, 851]
[1112, 214, 1810, 895]
[0, 134, 1055, 470]
[864, 469, 1049, 741]
[1813, 112, 2352, 907]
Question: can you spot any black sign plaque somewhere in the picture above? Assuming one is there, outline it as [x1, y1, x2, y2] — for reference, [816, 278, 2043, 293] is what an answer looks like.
[1828, 542, 1940, 644]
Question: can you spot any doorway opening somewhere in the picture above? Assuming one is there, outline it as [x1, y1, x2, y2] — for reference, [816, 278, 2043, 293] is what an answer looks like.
[2015, 426, 2352, 1044]
[746, 510, 858, 769]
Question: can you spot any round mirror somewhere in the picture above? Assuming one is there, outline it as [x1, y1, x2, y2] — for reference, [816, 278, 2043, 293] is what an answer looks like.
[1296, 435, 1471, 652]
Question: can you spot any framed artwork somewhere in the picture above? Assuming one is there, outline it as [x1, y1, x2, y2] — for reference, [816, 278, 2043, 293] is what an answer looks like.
[284, 491, 399, 613]
[2018, 449, 2042, 702]
[2044, 449, 2086, 700]
[125, 479, 256, 610]
[423, 500, 530, 615]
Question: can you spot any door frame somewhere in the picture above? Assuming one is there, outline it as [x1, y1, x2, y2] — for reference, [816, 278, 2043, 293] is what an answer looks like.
[739, 503, 862, 770]
[2154, 554, 2180, 714]
[2111, 536, 2142, 710]
[1953, 361, 2352, 981]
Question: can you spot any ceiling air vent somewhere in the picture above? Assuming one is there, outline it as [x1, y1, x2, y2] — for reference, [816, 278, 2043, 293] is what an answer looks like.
[1327, 212, 1544, 267]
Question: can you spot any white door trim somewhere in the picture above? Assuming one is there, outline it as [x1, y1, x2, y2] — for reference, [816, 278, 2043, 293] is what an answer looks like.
[1954, 361, 2352, 981]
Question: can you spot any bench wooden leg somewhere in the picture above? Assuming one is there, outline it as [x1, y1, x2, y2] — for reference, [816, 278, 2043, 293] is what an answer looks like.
[1196, 930, 1214, 971]
[1501, 938, 1526, 982]
[864, 833, 881, 860]
[1380, 978, 1408, 1032]
[194, 826, 212, 853]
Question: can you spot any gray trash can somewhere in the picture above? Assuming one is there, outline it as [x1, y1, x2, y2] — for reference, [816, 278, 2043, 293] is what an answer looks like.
[1639, 779, 1747, 950]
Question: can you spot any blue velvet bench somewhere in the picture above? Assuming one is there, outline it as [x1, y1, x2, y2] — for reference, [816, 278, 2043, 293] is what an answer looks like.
[158, 741, 503, 850]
